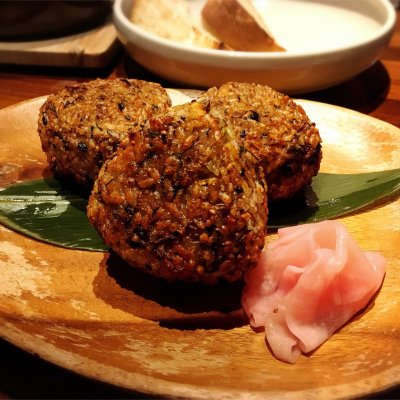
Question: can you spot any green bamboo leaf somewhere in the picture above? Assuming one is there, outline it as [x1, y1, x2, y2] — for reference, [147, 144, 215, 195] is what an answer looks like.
[0, 178, 107, 251]
[268, 169, 400, 228]
[0, 169, 399, 250]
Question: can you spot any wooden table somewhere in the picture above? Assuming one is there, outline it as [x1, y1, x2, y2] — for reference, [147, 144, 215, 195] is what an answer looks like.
[0, 12, 399, 400]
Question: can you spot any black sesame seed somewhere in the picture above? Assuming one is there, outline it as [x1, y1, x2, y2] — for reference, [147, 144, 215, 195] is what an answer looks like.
[248, 111, 260, 122]
[235, 186, 244, 194]
[78, 142, 88, 152]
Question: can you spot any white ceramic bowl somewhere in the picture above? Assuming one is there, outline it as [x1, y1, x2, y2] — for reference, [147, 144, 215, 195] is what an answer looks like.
[113, 0, 396, 94]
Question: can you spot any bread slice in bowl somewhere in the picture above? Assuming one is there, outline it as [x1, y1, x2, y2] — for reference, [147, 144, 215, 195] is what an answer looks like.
[131, 0, 223, 49]
[201, 0, 285, 51]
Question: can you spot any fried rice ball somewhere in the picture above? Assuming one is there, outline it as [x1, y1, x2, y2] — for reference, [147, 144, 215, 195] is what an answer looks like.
[87, 100, 268, 284]
[197, 82, 322, 201]
[38, 78, 171, 187]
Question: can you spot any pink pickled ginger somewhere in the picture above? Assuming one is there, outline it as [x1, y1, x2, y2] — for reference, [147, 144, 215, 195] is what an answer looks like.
[242, 220, 386, 364]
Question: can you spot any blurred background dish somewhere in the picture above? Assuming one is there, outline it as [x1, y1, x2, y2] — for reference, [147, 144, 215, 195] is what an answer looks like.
[0, 0, 118, 69]
[0, 0, 112, 41]
[113, 0, 396, 94]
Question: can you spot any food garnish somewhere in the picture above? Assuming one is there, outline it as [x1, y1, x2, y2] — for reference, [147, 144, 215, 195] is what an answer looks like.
[242, 220, 386, 363]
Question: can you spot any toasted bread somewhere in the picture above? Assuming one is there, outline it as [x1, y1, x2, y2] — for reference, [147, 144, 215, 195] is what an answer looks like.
[201, 0, 285, 52]
[131, 0, 223, 49]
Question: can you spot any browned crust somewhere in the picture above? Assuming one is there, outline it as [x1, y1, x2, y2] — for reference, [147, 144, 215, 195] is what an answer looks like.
[88, 101, 268, 285]
[198, 82, 322, 200]
[38, 78, 171, 187]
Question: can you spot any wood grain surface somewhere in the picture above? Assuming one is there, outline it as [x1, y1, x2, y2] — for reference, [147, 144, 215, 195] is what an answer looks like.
[0, 21, 120, 68]
[0, 8, 399, 400]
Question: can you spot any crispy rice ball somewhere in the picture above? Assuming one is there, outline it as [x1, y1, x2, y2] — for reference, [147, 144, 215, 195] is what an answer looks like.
[87, 101, 268, 284]
[38, 78, 171, 186]
[197, 82, 322, 201]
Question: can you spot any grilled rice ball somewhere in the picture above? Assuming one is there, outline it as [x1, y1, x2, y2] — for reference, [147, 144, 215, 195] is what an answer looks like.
[38, 78, 171, 187]
[197, 82, 322, 201]
[87, 100, 268, 284]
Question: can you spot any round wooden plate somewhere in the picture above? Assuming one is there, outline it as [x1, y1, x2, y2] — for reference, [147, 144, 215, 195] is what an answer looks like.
[0, 92, 399, 399]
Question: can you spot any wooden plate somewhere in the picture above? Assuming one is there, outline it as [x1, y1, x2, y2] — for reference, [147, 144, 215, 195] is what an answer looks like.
[0, 93, 399, 399]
